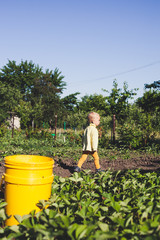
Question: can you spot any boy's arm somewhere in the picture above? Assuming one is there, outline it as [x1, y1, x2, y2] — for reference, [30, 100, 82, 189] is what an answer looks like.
[91, 128, 98, 151]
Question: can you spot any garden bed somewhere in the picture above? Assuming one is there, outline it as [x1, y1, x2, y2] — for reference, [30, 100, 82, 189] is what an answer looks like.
[0, 152, 160, 179]
[50, 154, 160, 177]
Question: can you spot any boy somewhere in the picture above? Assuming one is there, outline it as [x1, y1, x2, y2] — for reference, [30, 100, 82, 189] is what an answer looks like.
[74, 112, 102, 173]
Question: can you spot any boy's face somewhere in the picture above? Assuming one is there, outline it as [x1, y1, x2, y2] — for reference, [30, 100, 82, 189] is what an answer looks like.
[94, 116, 100, 126]
[88, 113, 100, 126]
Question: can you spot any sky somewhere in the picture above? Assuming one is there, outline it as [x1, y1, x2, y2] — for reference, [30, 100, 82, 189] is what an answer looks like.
[0, 0, 160, 101]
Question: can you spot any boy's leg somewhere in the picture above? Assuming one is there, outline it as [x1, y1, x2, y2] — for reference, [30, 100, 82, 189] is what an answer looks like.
[92, 151, 100, 169]
[77, 152, 88, 168]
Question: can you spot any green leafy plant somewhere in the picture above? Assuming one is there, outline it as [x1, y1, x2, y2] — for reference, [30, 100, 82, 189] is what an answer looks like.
[1, 170, 160, 239]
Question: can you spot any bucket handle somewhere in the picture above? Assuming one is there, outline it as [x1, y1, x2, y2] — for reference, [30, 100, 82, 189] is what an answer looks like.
[0, 174, 4, 192]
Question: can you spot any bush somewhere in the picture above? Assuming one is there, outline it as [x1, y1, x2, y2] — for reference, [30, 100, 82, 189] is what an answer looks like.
[66, 130, 83, 147]
[0, 124, 7, 138]
[117, 121, 144, 149]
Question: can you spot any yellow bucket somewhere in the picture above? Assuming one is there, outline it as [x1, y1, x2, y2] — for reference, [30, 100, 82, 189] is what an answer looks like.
[3, 155, 54, 226]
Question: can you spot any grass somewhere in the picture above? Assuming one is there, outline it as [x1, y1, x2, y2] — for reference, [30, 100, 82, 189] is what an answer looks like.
[0, 129, 160, 164]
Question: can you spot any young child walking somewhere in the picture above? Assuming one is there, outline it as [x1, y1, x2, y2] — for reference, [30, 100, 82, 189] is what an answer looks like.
[74, 111, 102, 173]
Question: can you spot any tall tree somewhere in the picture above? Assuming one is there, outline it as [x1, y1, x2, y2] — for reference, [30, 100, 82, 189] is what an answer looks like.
[62, 92, 80, 112]
[78, 94, 109, 113]
[0, 60, 42, 96]
[0, 81, 22, 123]
[0, 60, 66, 128]
[136, 90, 160, 113]
[31, 68, 66, 128]
[137, 80, 160, 113]
[103, 80, 138, 122]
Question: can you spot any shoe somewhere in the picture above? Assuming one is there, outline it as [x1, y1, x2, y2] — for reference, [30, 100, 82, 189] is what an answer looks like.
[74, 166, 81, 172]
[95, 168, 104, 173]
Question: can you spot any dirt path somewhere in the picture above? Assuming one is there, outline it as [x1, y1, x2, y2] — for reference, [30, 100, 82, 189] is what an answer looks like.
[0, 156, 160, 180]
[53, 155, 160, 177]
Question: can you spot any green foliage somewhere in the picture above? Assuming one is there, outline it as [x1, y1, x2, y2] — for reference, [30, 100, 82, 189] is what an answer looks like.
[66, 111, 88, 130]
[145, 80, 160, 90]
[117, 103, 160, 149]
[0, 199, 7, 227]
[78, 94, 109, 113]
[65, 130, 83, 147]
[136, 90, 160, 113]
[151, 110, 160, 132]
[98, 115, 112, 148]
[117, 115, 156, 149]
[0, 124, 7, 138]
[62, 93, 80, 112]
[0, 60, 66, 129]
[117, 121, 144, 149]
[0, 131, 160, 238]
[0, 60, 42, 94]
[103, 80, 138, 123]
[1, 170, 160, 239]
[15, 100, 34, 129]
[0, 81, 22, 122]
[33, 68, 66, 128]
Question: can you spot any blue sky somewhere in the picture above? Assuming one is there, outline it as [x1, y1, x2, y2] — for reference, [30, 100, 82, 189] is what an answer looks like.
[1, 0, 160, 101]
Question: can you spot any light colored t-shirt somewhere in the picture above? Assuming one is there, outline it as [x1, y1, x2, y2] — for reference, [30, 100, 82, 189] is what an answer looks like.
[82, 123, 98, 151]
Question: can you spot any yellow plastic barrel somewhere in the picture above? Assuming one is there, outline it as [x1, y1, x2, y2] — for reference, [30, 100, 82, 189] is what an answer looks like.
[3, 155, 54, 226]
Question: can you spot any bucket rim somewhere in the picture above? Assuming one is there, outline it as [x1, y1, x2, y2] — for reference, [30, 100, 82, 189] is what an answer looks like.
[4, 155, 54, 166]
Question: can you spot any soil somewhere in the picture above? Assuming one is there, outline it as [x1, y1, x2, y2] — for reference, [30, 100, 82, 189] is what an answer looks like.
[51, 154, 160, 177]
[0, 155, 160, 179]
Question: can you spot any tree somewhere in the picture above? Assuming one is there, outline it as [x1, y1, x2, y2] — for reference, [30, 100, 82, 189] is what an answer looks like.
[137, 80, 160, 113]
[0, 60, 66, 129]
[61, 92, 80, 112]
[145, 80, 160, 90]
[0, 60, 42, 96]
[78, 94, 109, 113]
[31, 68, 66, 129]
[136, 90, 160, 112]
[103, 80, 138, 122]
[0, 60, 42, 124]
[0, 81, 22, 123]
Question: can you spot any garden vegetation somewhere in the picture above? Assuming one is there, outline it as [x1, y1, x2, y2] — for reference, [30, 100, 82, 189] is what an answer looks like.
[0, 60, 160, 239]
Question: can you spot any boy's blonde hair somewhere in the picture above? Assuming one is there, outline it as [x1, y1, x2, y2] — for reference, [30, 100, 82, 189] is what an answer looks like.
[88, 112, 100, 124]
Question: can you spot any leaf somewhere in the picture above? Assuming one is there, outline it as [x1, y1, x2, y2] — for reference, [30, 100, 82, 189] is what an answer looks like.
[76, 190, 83, 201]
[0, 208, 7, 221]
[62, 197, 71, 206]
[69, 176, 83, 183]
[14, 215, 22, 223]
[69, 172, 83, 182]
[68, 223, 79, 239]
[0, 202, 7, 208]
[125, 215, 133, 227]
[98, 222, 109, 232]
[59, 177, 66, 183]
[100, 206, 108, 212]
[9, 225, 19, 233]
[59, 215, 70, 228]
[0, 228, 4, 234]
[111, 200, 121, 212]
[75, 224, 87, 239]
[76, 206, 87, 219]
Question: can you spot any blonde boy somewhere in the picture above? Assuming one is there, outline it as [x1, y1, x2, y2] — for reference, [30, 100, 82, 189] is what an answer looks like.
[74, 112, 102, 173]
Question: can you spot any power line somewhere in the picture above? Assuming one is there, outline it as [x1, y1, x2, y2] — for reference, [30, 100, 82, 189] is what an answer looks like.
[68, 60, 160, 86]
[93, 60, 160, 81]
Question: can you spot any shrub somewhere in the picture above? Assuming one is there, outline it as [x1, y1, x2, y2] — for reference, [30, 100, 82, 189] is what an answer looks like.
[117, 121, 144, 149]
[0, 124, 7, 138]
[66, 130, 83, 147]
